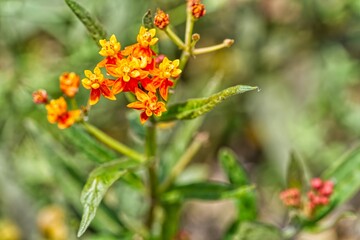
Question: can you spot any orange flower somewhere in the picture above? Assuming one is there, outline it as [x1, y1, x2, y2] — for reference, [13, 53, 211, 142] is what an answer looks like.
[46, 97, 81, 129]
[137, 26, 158, 48]
[127, 88, 167, 124]
[111, 57, 150, 94]
[154, 9, 170, 29]
[122, 26, 158, 65]
[151, 57, 181, 100]
[99, 34, 121, 57]
[59, 72, 80, 98]
[156, 57, 182, 79]
[82, 67, 116, 105]
[32, 89, 48, 104]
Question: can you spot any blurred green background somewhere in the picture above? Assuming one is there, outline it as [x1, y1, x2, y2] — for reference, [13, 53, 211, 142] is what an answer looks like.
[1, 0, 360, 239]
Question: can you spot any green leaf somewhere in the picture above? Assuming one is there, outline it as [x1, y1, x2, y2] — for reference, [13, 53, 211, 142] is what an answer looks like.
[142, 9, 154, 29]
[77, 159, 141, 237]
[227, 222, 281, 240]
[322, 145, 360, 205]
[161, 182, 253, 203]
[65, 0, 106, 46]
[219, 148, 249, 185]
[286, 152, 306, 190]
[219, 148, 257, 223]
[158, 85, 258, 122]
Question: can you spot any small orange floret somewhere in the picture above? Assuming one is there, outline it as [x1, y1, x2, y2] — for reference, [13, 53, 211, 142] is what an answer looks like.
[59, 72, 80, 98]
[154, 9, 170, 29]
[45, 97, 81, 129]
[32, 89, 48, 104]
[127, 88, 167, 124]
[82, 67, 116, 105]
[99, 34, 121, 57]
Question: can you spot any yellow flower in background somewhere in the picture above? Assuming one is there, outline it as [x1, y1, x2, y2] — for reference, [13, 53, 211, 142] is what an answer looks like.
[45, 97, 81, 129]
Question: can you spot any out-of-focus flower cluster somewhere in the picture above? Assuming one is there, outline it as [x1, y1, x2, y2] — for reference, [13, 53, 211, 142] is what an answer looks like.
[82, 26, 181, 124]
[33, 72, 81, 129]
[280, 178, 334, 218]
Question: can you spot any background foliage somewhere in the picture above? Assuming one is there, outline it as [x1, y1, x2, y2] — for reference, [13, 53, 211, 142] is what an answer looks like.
[1, 0, 360, 239]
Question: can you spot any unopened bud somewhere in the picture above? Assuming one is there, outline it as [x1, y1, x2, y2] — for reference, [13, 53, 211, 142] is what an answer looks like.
[32, 89, 48, 104]
[191, 3, 206, 19]
[154, 9, 170, 30]
[224, 39, 234, 47]
[310, 178, 323, 190]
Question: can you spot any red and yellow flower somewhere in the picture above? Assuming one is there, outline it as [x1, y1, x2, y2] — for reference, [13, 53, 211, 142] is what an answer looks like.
[127, 88, 167, 124]
[45, 97, 81, 129]
[82, 67, 116, 105]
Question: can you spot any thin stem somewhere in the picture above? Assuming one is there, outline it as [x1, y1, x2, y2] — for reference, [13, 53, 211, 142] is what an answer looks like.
[145, 124, 158, 230]
[164, 27, 186, 50]
[179, 5, 195, 70]
[82, 122, 146, 163]
[193, 39, 234, 55]
[158, 132, 208, 193]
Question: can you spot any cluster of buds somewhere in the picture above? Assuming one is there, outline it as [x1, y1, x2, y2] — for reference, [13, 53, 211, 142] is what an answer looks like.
[307, 178, 334, 215]
[33, 72, 81, 129]
[188, 0, 206, 19]
[279, 178, 334, 218]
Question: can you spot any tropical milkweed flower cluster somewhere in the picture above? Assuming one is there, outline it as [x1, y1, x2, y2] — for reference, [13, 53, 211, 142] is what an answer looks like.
[279, 178, 334, 218]
[33, 72, 81, 129]
[34, 26, 182, 128]
[82, 26, 182, 124]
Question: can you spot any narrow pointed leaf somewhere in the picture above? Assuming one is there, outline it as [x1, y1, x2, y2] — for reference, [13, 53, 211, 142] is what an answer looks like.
[158, 85, 258, 122]
[65, 0, 106, 46]
[77, 159, 141, 237]
[219, 148, 257, 222]
[286, 152, 306, 190]
[322, 145, 360, 205]
[142, 9, 154, 29]
[219, 148, 249, 185]
[161, 182, 253, 203]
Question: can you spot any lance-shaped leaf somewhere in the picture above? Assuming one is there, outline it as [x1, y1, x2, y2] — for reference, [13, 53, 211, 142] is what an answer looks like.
[161, 181, 253, 204]
[286, 152, 307, 190]
[65, 0, 106, 46]
[77, 159, 141, 237]
[158, 85, 258, 122]
[219, 148, 257, 222]
[322, 145, 360, 206]
[142, 9, 154, 29]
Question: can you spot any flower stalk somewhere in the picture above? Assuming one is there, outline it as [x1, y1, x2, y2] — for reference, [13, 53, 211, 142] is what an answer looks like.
[82, 122, 146, 163]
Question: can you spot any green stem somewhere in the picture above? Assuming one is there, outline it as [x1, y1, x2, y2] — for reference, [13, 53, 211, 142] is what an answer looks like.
[193, 39, 234, 55]
[145, 123, 158, 231]
[82, 122, 146, 163]
[179, 5, 195, 70]
[164, 26, 186, 50]
[158, 132, 208, 193]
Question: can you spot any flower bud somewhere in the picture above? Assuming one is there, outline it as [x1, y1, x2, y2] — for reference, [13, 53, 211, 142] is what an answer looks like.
[310, 178, 323, 190]
[32, 89, 48, 104]
[154, 9, 170, 29]
[191, 3, 206, 19]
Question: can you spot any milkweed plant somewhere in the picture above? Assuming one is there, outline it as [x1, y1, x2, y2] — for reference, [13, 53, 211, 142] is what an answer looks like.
[33, 0, 360, 239]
